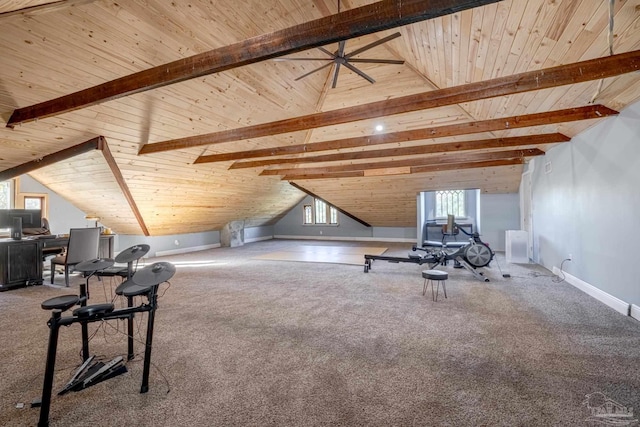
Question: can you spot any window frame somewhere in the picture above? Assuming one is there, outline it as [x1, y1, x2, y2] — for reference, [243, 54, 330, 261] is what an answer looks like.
[0, 180, 15, 234]
[435, 189, 467, 219]
[16, 192, 49, 221]
[303, 204, 313, 225]
[302, 198, 339, 226]
[0, 179, 14, 210]
[314, 199, 327, 224]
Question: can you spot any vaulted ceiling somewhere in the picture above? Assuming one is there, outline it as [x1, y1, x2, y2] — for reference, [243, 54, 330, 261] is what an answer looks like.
[1, 0, 639, 235]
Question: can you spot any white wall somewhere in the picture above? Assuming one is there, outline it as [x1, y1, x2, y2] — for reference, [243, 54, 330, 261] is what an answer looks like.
[419, 189, 482, 245]
[274, 193, 519, 247]
[18, 174, 223, 256]
[480, 193, 520, 252]
[274, 195, 415, 242]
[119, 231, 220, 258]
[531, 100, 640, 306]
[275, 195, 371, 238]
[19, 175, 89, 235]
[244, 225, 274, 242]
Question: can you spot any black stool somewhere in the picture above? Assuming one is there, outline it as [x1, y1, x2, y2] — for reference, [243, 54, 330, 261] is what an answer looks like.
[41, 295, 80, 312]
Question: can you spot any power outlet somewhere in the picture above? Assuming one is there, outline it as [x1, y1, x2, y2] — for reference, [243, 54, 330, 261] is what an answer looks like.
[568, 254, 572, 261]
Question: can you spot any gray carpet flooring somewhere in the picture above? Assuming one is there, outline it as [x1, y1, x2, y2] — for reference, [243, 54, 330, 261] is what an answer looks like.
[0, 239, 639, 426]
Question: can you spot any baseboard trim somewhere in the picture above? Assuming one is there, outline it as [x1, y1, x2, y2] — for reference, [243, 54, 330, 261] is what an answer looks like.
[631, 304, 640, 321]
[245, 235, 273, 243]
[156, 243, 221, 257]
[273, 235, 415, 243]
[553, 267, 630, 316]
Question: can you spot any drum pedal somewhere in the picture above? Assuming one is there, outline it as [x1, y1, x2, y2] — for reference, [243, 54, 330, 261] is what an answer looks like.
[82, 356, 124, 387]
[58, 355, 126, 394]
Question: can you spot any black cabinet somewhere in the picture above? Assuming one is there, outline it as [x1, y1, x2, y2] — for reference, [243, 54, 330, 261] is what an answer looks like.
[0, 238, 43, 290]
[0, 235, 114, 291]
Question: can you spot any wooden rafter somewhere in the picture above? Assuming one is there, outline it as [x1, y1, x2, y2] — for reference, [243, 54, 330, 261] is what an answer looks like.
[6, 0, 502, 128]
[230, 133, 569, 169]
[288, 182, 371, 227]
[262, 148, 543, 176]
[410, 158, 523, 174]
[99, 139, 150, 236]
[0, 136, 103, 181]
[0, 136, 150, 236]
[141, 49, 640, 155]
[284, 158, 524, 180]
[195, 105, 615, 164]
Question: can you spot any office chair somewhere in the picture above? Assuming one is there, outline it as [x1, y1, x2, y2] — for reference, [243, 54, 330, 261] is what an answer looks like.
[51, 227, 100, 287]
[40, 218, 65, 259]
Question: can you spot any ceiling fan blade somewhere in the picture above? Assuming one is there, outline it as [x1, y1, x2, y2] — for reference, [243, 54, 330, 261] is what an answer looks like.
[294, 61, 336, 81]
[343, 62, 376, 84]
[331, 63, 341, 88]
[317, 46, 335, 58]
[337, 40, 346, 58]
[346, 32, 402, 58]
[273, 58, 334, 61]
[348, 59, 405, 65]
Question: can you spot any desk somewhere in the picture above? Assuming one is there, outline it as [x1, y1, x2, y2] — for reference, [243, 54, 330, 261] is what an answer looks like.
[0, 235, 115, 291]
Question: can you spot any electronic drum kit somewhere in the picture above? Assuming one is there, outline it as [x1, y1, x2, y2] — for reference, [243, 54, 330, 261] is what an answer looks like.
[115, 261, 176, 297]
[116, 244, 150, 264]
[37, 252, 176, 427]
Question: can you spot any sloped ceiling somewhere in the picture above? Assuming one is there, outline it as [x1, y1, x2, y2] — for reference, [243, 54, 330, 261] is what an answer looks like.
[1, 0, 639, 234]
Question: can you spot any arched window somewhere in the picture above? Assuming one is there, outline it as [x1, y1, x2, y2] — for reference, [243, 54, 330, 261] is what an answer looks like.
[435, 190, 466, 218]
[303, 198, 338, 225]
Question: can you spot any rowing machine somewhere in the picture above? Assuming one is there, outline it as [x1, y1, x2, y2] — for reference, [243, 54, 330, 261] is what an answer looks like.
[363, 231, 494, 282]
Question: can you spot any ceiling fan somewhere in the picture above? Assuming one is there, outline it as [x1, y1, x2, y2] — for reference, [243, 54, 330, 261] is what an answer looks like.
[275, 32, 405, 88]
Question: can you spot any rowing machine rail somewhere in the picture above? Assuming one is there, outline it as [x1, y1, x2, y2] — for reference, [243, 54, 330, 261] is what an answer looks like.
[363, 233, 493, 281]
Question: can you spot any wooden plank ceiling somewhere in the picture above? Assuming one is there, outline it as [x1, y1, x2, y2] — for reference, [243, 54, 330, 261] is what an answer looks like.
[1, 0, 639, 233]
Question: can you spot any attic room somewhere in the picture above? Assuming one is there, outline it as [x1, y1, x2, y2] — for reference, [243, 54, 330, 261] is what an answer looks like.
[1, 0, 640, 425]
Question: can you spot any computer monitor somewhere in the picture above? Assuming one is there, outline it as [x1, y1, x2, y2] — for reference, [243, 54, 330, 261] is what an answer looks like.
[0, 209, 43, 229]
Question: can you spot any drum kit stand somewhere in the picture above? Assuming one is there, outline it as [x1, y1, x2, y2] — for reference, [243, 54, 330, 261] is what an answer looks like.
[36, 245, 175, 427]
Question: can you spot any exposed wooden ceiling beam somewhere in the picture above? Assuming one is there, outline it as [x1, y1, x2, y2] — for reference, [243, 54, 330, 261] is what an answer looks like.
[99, 139, 150, 236]
[230, 133, 568, 169]
[284, 158, 524, 180]
[142, 48, 639, 155]
[288, 182, 371, 227]
[263, 148, 543, 176]
[411, 158, 523, 174]
[6, 0, 501, 128]
[288, 171, 367, 179]
[0, 136, 103, 181]
[195, 105, 615, 164]
[0, 135, 149, 236]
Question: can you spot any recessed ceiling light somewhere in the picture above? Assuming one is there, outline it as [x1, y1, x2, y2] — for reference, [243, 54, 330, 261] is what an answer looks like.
[375, 124, 384, 132]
